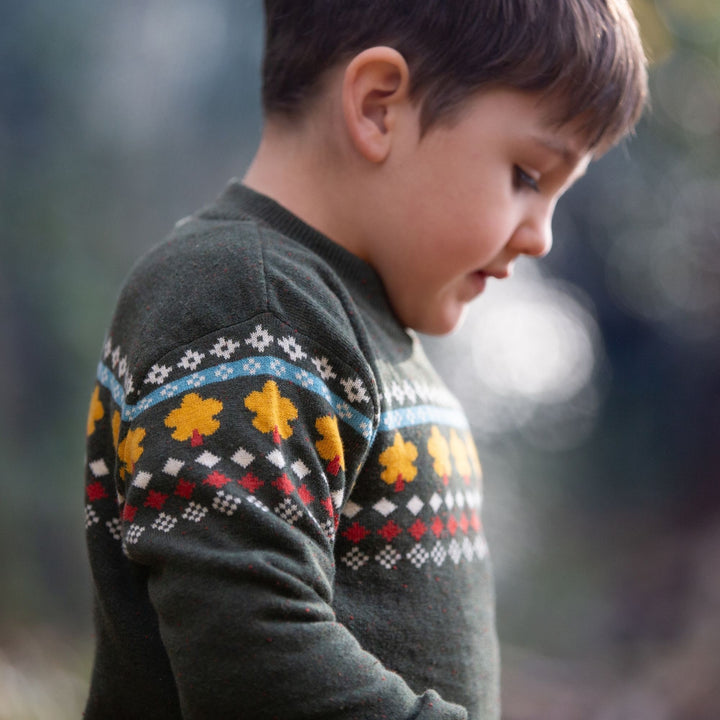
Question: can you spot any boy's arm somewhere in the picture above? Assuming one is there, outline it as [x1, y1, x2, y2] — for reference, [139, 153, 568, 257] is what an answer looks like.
[88, 314, 468, 719]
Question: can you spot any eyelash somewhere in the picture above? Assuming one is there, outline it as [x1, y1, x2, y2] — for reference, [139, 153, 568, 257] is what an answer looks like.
[514, 166, 540, 193]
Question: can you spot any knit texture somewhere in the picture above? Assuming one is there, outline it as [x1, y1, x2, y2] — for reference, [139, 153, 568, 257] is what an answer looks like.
[84, 181, 500, 719]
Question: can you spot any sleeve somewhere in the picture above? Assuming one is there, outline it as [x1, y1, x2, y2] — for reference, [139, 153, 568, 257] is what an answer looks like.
[113, 314, 468, 720]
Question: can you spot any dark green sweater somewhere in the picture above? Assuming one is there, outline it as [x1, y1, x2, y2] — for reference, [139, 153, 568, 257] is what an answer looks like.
[84, 181, 499, 719]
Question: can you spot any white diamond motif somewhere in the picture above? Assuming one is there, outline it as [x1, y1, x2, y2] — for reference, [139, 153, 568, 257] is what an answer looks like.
[445, 491, 455, 510]
[163, 458, 184, 476]
[89, 459, 110, 477]
[311, 356, 337, 381]
[210, 337, 241, 360]
[196, 452, 220, 468]
[246, 325, 274, 352]
[474, 536, 489, 559]
[277, 336, 306, 361]
[462, 537, 474, 562]
[375, 544, 401, 570]
[373, 498, 397, 517]
[406, 544, 430, 568]
[342, 501, 362, 518]
[342, 546, 369, 570]
[177, 349, 205, 371]
[133, 471, 152, 489]
[431, 541, 447, 566]
[183, 502, 208, 523]
[152, 513, 177, 533]
[266, 450, 285, 469]
[231, 448, 255, 468]
[429, 493, 443, 513]
[406, 495, 424, 516]
[106, 518, 122, 541]
[291, 460, 310, 479]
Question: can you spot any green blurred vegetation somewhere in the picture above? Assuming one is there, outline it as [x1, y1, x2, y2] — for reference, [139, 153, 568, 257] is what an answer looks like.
[1, 1, 719, 717]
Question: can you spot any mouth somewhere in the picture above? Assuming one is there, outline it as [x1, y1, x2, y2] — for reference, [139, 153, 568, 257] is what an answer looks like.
[468, 270, 488, 295]
[482, 267, 511, 280]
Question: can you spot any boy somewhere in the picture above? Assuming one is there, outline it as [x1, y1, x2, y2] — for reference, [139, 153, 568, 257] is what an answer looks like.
[83, 1, 647, 717]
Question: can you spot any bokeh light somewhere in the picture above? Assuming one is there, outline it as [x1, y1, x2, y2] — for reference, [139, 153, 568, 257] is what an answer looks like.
[653, 50, 720, 137]
[424, 263, 604, 451]
[85, 1, 231, 146]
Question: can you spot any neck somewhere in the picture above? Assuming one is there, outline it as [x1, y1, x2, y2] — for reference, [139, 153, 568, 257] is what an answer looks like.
[243, 120, 370, 261]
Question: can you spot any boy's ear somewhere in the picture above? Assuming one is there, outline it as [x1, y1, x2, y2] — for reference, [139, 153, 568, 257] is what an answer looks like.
[342, 47, 411, 163]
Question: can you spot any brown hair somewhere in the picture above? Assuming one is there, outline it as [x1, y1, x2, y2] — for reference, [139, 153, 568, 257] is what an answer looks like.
[262, 0, 648, 149]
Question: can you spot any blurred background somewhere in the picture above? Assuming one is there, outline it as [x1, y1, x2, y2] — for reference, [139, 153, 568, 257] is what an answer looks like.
[1, 0, 718, 717]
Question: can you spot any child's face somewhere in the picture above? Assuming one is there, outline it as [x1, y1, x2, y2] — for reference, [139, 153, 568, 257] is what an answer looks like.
[366, 88, 592, 335]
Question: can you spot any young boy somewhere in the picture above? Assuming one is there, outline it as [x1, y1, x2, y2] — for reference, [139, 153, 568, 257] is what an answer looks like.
[83, 1, 647, 717]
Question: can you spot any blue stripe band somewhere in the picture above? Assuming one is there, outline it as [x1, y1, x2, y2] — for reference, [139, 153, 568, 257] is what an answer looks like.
[379, 405, 469, 432]
[97, 359, 468, 440]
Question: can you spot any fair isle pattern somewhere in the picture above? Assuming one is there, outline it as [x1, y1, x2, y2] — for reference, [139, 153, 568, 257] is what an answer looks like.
[99, 323, 471, 438]
[90, 434, 344, 548]
[86, 423, 488, 573]
[87, 325, 489, 576]
[97, 355, 376, 439]
[337, 484, 488, 573]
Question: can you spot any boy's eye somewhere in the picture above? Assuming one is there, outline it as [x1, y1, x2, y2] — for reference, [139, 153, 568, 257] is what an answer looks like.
[514, 166, 540, 193]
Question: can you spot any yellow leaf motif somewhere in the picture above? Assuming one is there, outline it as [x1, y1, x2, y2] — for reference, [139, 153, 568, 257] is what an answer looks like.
[427, 426, 452, 482]
[450, 429, 471, 480]
[118, 427, 146, 480]
[464, 431, 483, 482]
[315, 415, 346, 475]
[112, 410, 121, 449]
[86, 385, 105, 436]
[244, 381, 298, 443]
[379, 431, 418, 488]
[164, 393, 223, 446]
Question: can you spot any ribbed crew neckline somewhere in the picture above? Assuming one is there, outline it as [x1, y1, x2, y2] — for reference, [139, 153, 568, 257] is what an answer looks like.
[199, 178, 408, 338]
[205, 180, 385, 292]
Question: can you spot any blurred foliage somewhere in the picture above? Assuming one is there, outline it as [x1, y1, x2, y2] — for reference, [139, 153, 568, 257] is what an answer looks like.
[1, 0, 719, 716]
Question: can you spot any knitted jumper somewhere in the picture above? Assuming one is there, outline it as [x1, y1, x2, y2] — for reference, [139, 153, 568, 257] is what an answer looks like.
[84, 181, 499, 719]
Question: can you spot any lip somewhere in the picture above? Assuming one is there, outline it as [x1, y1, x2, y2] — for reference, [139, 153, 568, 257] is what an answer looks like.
[483, 267, 512, 280]
[469, 270, 488, 294]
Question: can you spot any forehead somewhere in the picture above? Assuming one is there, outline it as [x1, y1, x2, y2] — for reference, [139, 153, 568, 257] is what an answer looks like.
[442, 88, 593, 154]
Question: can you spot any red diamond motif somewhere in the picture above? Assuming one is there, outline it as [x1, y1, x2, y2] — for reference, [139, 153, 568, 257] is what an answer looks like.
[343, 521, 369, 543]
[298, 484, 315, 505]
[144, 490, 169, 510]
[327, 456, 342, 476]
[408, 518, 427, 541]
[459, 512, 469, 534]
[378, 520, 402, 542]
[447, 515, 458, 536]
[321, 497, 334, 516]
[175, 479, 195, 499]
[239, 472, 264, 493]
[431, 516, 444, 537]
[272, 474, 295, 495]
[122, 504, 137, 522]
[204, 471, 232, 489]
[87, 481, 108, 502]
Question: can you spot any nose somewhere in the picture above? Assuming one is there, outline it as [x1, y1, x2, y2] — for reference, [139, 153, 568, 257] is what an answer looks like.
[512, 204, 554, 258]
[535, 214, 554, 257]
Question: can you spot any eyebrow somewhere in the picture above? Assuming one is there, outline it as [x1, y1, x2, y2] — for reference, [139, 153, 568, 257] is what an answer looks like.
[530, 135, 584, 168]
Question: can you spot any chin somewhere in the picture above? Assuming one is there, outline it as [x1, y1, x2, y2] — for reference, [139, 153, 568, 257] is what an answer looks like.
[412, 306, 468, 337]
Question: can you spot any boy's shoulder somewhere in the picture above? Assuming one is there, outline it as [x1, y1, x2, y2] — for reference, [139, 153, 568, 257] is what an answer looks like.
[107, 183, 394, 395]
